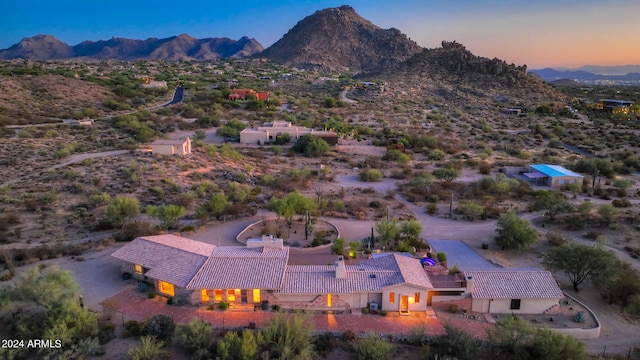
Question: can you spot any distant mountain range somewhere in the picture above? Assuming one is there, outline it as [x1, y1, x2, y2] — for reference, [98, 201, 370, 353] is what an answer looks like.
[0, 34, 263, 61]
[529, 67, 640, 84]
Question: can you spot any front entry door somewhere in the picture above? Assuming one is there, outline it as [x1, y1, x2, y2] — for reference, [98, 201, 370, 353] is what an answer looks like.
[400, 295, 409, 312]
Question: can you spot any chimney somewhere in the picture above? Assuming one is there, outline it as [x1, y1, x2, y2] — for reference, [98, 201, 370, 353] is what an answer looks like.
[465, 275, 474, 294]
[335, 256, 346, 279]
[247, 235, 284, 250]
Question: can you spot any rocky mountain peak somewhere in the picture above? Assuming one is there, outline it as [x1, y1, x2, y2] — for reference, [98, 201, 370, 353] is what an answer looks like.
[257, 6, 422, 72]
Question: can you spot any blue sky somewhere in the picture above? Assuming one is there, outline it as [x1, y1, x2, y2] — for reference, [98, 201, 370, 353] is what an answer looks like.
[2, 0, 639, 68]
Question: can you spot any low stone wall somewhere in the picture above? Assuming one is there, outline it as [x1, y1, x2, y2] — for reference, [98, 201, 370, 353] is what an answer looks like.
[236, 217, 340, 249]
[431, 297, 472, 312]
[548, 292, 601, 339]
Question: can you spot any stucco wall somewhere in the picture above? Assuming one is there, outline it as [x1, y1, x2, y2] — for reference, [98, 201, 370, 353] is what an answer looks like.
[549, 176, 581, 188]
[152, 144, 177, 155]
[474, 298, 560, 314]
[240, 131, 266, 144]
[381, 286, 428, 312]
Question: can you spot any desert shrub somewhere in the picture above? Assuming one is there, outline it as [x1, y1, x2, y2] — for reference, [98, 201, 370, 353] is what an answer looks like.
[343, 329, 357, 342]
[546, 230, 570, 246]
[114, 221, 157, 242]
[359, 168, 383, 182]
[448, 303, 459, 313]
[260, 312, 314, 359]
[352, 335, 392, 360]
[426, 203, 437, 215]
[98, 322, 116, 345]
[431, 324, 481, 360]
[128, 336, 169, 360]
[314, 332, 337, 357]
[143, 314, 175, 340]
[175, 318, 213, 354]
[409, 324, 427, 345]
[123, 320, 142, 338]
[612, 199, 632, 208]
[625, 294, 640, 316]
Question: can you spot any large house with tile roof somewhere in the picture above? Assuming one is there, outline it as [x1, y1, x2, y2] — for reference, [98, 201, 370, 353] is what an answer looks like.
[111, 235, 563, 315]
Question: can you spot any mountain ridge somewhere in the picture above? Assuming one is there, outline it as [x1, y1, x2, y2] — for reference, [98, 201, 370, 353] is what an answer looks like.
[0, 34, 264, 61]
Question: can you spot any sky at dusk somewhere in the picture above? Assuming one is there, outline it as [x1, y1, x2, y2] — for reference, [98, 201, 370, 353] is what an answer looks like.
[2, 0, 639, 69]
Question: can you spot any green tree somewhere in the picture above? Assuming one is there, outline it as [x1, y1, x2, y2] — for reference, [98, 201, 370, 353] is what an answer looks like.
[352, 335, 392, 360]
[542, 243, 622, 291]
[531, 190, 574, 220]
[174, 318, 212, 354]
[612, 178, 634, 197]
[292, 135, 330, 157]
[459, 200, 485, 220]
[529, 328, 587, 360]
[494, 211, 538, 250]
[577, 200, 596, 217]
[260, 312, 315, 360]
[207, 193, 229, 220]
[106, 196, 140, 228]
[597, 204, 620, 225]
[375, 220, 400, 248]
[145, 204, 185, 230]
[431, 323, 481, 360]
[487, 313, 534, 357]
[128, 336, 169, 360]
[0, 265, 101, 359]
[488, 314, 587, 360]
[217, 329, 261, 360]
[432, 167, 461, 182]
[331, 237, 346, 255]
[400, 219, 422, 243]
[267, 191, 317, 224]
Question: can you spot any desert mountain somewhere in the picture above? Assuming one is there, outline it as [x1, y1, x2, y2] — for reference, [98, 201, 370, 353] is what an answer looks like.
[257, 5, 422, 72]
[372, 41, 563, 106]
[0, 34, 264, 61]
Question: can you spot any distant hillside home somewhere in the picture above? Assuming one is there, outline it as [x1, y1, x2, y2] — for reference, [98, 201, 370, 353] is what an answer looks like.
[597, 99, 633, 113]
[111, 235, 564, 316]
[151, 138, 192, 156]
[522, 164, 583, 187]
[239, 121, 338, 145]
[228, 88, 269, 102]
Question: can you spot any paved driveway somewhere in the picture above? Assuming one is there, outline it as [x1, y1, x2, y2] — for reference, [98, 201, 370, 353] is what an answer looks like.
[428, 240, 499, 270]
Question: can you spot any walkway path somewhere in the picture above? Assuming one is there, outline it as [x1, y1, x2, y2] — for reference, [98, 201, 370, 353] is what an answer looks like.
[106, 285, 496, 339]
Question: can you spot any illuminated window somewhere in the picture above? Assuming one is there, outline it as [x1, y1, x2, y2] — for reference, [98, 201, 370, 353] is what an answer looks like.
[134, 264, 142, 275]
[227, 289, 236, 302]
[389, 292, 395, 304]
[415, 292, 420, 303]
[158, 281, 175, 297]
[327, 294, 332, 307]
[253, 289, 261, 303]
[201, 289, 210, 302]
[214, 289, 223, 302]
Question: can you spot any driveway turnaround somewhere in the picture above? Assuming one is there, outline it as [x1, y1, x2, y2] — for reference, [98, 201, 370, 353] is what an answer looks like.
[428, 240, 499, 270]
